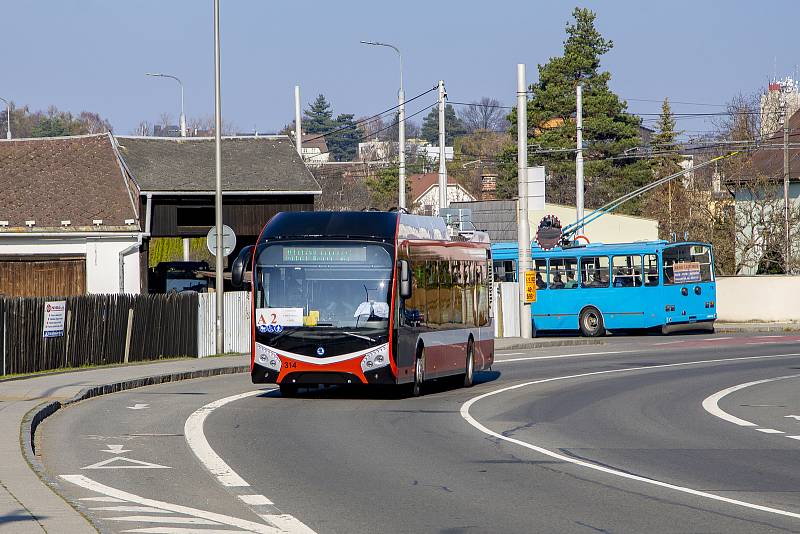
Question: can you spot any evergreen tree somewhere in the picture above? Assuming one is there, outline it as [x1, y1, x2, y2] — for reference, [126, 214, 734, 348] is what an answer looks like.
[303, 94, 336, 134]
[498, 7, 649, 213]
[420, 104, 467, 145]
[327, 113, 360, 162]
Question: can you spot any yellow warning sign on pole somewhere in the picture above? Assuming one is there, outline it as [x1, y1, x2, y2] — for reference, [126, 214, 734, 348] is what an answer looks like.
[524, 270, 537, 303]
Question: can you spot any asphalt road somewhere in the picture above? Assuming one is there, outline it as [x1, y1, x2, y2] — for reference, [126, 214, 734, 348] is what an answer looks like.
[39, 333, 800, 533]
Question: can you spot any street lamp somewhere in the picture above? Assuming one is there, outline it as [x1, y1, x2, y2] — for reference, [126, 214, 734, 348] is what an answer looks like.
[0, 97, 10, 139]
[361, 40, 405, 210]
[145, 72, 187, 137]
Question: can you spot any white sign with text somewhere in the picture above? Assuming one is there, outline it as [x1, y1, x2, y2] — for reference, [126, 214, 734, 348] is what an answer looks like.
[42, 300, 67, 338]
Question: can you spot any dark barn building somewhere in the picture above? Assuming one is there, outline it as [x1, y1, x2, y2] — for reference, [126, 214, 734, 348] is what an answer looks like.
[116, 135, 320, 288]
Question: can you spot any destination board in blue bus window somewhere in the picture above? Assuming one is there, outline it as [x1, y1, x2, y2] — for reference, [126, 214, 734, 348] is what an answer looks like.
[282, 246, 367, 263]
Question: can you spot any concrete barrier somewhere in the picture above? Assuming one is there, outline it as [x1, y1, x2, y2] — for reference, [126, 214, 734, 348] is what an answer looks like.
[716, 275, 800, 322]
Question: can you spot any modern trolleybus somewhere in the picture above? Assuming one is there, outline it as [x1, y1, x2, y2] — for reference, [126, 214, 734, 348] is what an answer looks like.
[232, 211, 494, 396]
[491, 240, 717, 337]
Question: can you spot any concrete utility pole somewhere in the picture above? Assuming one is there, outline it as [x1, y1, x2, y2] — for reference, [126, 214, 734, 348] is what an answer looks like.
[576, 84, 584, 234]
[784, 106, 791, 273]
[0, 97, 10, 139]
[146, 73, 186, 137]
[438, 80, 448, 211]
[213, 0, 225, 354]
[360, 40, 405, 209]
[294, 85, 302, 156]
[517, 64, 532, 339]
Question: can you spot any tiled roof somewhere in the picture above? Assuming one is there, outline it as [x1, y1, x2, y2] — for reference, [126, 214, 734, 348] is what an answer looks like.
[408, 172, 464, 203]
[116, 136, 321, 193]
[0, 134, 139, 231]
[750, 109, 800, 182]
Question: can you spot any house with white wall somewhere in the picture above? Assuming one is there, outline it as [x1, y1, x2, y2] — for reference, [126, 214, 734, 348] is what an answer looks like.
[0, 134, 143, 297]
[409, 173, 476, 215]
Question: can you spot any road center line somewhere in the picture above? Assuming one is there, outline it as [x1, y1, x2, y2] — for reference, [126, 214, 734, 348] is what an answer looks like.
[184, 388, 317, 534]
[494, 350, 633, 364]
[461, 352, 800, 521]
[701, 374, 800, 427]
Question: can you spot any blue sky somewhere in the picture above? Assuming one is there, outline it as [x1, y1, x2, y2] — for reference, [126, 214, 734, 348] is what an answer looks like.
[3, 1, 799, 135]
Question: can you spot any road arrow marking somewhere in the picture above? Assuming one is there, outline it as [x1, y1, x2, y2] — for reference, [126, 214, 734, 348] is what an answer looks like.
[127, 403, 149, 410]
[102, 444, 131, 454]
[785, 415, 800, 420]
[82, 456, 171, 470]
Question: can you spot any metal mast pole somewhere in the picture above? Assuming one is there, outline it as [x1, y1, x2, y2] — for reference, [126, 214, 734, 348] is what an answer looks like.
[784, 108, 791, 273]
[213, 0, 225, 354]
[398, 76, 406, 210]
[517, 64, 532, 339]
[437, 80, 447, 211]
[294, 85, 302, 155]
[576, 84, 584, 235]
[0, 97, 10, 139]
[179, 82, 187, 137]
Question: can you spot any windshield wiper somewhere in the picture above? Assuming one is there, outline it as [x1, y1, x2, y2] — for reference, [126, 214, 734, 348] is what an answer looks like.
[342, 331, 375, 342]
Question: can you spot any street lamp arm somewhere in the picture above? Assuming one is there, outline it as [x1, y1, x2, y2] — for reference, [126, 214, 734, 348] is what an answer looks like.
[360, 40, 402, 91]
[146, 72, 186, 137]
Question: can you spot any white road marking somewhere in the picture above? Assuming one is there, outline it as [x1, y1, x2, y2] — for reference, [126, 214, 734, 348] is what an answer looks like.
[79, 496, 125, 502]
[128, 404, 150, 410]
[121, 528, 243, 533]
[785, 415, 800, 420]
[107, 516, 220, 525]
[83, 456, 171, 470]
[461, 352, 800, 521]
[755, 428, 784, 434]
[239, 495, 273, 506]
[184, 391, 262, 487]
[701, 374, 800, 427]
[702, 337, 732, 341]
[102, 444, 131, 454]
[494, 350, 632, 364]
[61, 474, 280, 533]
[654, 340, 685, 345]
[787, 436, 800, 441]
[89, 506, 172, 514]
[184, 388, 318, 534]
[495, 352, 526, 356]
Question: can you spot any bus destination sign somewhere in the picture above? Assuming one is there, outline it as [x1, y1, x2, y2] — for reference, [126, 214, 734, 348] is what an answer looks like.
[283, 246, 367, 263]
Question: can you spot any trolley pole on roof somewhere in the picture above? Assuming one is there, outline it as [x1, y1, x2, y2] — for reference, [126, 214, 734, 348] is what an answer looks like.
[576, 84, 584, 235]
[517, 64, 532, 339]
[213, 0, 225, 354]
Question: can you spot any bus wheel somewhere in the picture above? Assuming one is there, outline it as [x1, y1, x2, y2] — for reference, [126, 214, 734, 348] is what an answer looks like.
[279, 383, 298, 397]
[579, 307, 605, 337]
[412, 349, 425, 397]
[463, 340, 475, 388]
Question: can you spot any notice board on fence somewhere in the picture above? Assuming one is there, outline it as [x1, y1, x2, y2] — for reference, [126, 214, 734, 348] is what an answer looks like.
[42, 300, 66, 338]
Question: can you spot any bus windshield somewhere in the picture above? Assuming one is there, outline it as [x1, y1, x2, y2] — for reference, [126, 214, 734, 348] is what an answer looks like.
[254, 241, 393, 355]
[662, 244, 714, 285]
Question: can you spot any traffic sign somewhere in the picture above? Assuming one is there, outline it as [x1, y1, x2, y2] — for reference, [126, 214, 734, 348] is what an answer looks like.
[524, 270, 537, 303]
[206, 225, 237, 257]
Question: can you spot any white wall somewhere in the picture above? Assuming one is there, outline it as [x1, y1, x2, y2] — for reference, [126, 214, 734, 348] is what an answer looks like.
[0, 235, 141, 294]
[416, 184, 476, 215]
[717, 275, 800, 322]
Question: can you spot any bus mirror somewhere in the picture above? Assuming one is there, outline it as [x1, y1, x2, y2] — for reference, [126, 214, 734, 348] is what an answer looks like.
[231, 245, 254, 288]
[399, 260, 412, 299]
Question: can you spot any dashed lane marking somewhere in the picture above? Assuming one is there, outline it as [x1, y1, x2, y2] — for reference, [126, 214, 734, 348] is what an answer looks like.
[755, 428, 785, 434]
[494, 350, 633, 364]
[239, 495, 273, 506]
[461, 352, 800, 521]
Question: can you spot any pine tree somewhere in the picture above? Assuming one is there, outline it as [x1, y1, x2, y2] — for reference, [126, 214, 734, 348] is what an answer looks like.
[420, 104, 467, 145]
[498, 7, 649, 213]
[303, 94, 336, 134]
[327, 114, 360, 162]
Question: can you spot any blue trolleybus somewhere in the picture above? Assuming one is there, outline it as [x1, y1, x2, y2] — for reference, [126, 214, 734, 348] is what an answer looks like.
[492, 240, 717, 336]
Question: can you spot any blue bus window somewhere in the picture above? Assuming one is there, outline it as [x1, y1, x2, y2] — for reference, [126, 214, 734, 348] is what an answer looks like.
[663, 244, 713, 285]
[612, 255, 642, 287]
[581, 256, 610, 288]
[534, 259, 547, 289]
[548, 257, 578, 289]
[644, 254, 659, 286]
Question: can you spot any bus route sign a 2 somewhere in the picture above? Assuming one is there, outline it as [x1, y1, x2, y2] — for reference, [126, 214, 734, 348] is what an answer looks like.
[524, 271, 537, 303]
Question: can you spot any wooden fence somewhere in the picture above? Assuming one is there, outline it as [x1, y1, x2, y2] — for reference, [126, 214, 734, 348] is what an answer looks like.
[0, 293, 198, 376]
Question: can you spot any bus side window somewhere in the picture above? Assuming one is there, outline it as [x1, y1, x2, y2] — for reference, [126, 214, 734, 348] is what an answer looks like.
[549, 257, 578, 289]
[612, 255, 642, 288]
[644, 254, 659, 286]
[534, 259, 547, 289]
[581, 256, 609, 288]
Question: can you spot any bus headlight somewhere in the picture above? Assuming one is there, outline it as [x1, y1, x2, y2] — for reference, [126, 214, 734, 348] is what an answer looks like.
[255, 342, 281, 372]
[361, 345, 390, 372]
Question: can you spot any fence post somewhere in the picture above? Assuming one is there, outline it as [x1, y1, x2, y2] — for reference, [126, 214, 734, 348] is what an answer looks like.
[123, 307, 134, 364]
[64, 309, 72, 369]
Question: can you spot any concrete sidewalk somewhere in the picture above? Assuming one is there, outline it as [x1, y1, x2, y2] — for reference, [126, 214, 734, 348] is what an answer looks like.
[715, 321, 800, 333]
[0, 354, 250, 533]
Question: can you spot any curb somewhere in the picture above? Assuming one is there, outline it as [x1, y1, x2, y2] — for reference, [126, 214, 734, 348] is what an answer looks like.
[20, 364, 249, 533]
[715, 325, 800, 333]
[495, 338, 605, 351]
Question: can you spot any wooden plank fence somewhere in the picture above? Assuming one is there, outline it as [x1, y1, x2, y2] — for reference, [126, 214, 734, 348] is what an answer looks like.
[0, 293, 198, 376]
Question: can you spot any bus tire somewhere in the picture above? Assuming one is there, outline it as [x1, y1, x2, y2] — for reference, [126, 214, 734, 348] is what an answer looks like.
[579, 307, 605, 337]
[411, 347, 425, 397]
[279, 383, 298, 397]
[463, 339, 475, 388]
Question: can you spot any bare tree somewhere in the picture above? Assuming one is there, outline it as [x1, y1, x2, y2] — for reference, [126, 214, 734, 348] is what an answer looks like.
[158, 112, 173, 128]
[459, 97, 510, 133]
[78, 111, 113, 134]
